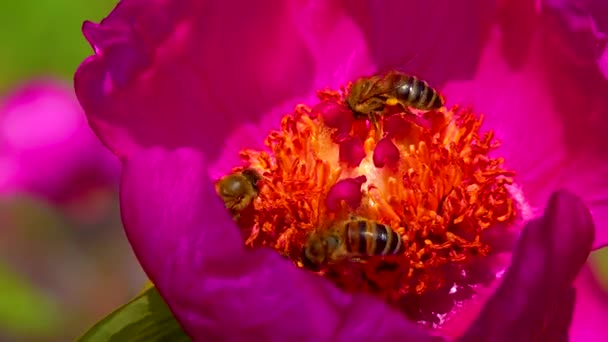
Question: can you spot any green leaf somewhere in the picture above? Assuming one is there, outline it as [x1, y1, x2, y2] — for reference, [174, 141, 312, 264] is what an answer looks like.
[0, 262, 63, 337]
[79, 287, 191, 342]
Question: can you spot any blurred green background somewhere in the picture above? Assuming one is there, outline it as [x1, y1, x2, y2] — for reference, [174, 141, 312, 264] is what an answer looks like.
[0, 1, 146, 341]
[0, 1, 607, 341]
[0, 0, 117, 92]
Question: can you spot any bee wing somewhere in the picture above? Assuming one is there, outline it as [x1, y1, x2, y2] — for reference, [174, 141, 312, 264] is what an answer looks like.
[379, 52, 421, 76]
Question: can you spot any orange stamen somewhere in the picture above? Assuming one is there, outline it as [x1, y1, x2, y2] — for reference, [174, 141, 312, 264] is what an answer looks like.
[227, 85, 517, 317]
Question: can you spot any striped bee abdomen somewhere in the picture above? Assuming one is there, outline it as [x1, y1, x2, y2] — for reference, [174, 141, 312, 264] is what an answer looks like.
[344, 219, 404, 257]
[395, 76, 444, 111]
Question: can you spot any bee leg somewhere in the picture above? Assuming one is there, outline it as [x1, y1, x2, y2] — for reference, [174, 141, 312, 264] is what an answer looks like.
[401, 107, 431, 129]
[369, 112, 377, 130]
[370, 113, 382, 140]
[401, 106, 415, 117]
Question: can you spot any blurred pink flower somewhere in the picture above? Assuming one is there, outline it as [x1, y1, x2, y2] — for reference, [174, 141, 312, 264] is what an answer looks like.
[0, 80, 120, 203]
[74, 0, 608, 340]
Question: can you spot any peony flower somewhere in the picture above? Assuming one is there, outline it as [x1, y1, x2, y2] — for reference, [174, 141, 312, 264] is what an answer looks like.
[74, 0, 608, 340]
[0, 79, 120, 204]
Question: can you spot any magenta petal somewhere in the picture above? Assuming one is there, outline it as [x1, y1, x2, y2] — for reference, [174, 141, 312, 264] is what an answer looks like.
[74, 0, 317, 161]
[442, 3, 608, 249]
[0, 80, 119, 202]
[325, 176, 367, 212]
[570, 266, 608, 340]
[345, 0, 493, 85]
[120, 148, 438, 340]
[600, 45, 608, 80]
[540, 0, 607, 68]
[459, 190, 594, 341]
[496, 0, 538, 70]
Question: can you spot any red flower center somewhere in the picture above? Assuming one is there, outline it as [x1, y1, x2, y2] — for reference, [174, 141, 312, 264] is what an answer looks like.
[216, 79, 518, 325]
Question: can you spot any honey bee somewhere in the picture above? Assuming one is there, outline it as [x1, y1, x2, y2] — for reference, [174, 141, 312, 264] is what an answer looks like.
[215, 168, 261, 217]
[302, 217, 405, 269]
[345, 70, 444, 131]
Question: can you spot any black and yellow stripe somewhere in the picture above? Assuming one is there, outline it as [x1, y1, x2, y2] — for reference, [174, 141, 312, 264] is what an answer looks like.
[343, 219, 404, 257]
[395, 75, 444, 110]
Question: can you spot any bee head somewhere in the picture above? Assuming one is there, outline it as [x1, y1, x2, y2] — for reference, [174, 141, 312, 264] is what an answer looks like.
[345, 79, 366, 111]
[301, 233, 330, 270]
[241, 168, 261, 192]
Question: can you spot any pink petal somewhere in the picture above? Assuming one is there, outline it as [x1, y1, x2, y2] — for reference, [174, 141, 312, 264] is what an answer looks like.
[540, 0, 607, 70]
[442, 1, 608, 249]
[460, 190, 594, 341]
[495, 0, 538, 70]
[119, 147, 439, 340]
[74, 0, 379, 163]
[569, 265, 608, 341]
[0, 79, 119, 202]
[75, 0, 311, 160]
[283, 1, 376, 87]
[345, 0, 495, 86]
